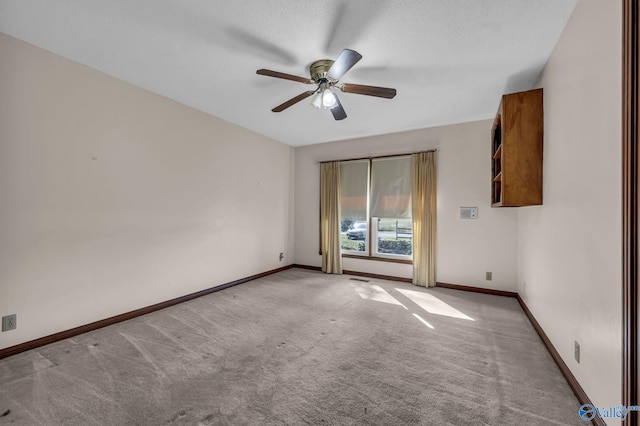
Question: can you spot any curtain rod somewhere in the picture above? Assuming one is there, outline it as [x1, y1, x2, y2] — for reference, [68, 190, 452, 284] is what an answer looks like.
[318, 148, 438, 164]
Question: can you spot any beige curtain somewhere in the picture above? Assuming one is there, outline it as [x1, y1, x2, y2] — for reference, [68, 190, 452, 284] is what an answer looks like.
[320, 162, 343, 274]
[411, 152, 436, 287]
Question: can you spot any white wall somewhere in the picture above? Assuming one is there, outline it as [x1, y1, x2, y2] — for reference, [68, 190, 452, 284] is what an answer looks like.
[0, 34, 294, 350]
[517, 0, 622, 421]
[294, 120, 519, 291]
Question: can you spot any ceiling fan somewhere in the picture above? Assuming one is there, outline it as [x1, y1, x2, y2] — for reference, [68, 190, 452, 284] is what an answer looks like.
[256, 49, 396, 121]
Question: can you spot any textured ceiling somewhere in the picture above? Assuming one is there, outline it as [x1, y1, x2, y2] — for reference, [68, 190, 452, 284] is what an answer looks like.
[0, 0, 577, 146]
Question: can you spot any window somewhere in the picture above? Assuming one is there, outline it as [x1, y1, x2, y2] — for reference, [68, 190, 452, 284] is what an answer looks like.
[338, 156, 412, 261]
[371, 217, 412, 258]
[340, 160, 369, 254]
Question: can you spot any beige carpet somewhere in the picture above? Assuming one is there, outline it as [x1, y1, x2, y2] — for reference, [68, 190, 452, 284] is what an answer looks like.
[0, 268, 583, 425]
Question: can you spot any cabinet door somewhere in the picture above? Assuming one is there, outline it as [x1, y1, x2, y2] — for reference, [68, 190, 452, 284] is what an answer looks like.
[491, 88, 543, 207]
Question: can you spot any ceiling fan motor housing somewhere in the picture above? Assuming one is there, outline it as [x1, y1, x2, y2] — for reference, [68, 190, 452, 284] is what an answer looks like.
[310, 59, 336, 84]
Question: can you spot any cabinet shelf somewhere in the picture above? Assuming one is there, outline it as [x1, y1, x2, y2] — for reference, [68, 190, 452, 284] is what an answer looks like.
[492, 145, 502, 159]
[490, 88, 543, 207]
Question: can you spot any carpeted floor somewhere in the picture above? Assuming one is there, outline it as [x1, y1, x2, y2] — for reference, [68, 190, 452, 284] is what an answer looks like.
[0, 268, 584, 425]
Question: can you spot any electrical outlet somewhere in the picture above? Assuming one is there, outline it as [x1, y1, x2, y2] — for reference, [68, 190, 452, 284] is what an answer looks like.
[485, 272, 492, 281]
[2, 314, 16, 332]
[279, 252, 284, 261]
[574, 341, 580, 363]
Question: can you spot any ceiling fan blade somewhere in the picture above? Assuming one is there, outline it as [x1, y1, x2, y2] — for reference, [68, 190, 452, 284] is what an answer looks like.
[331, 95, 347, 121]
[272, 91, 316, 112]
[340, 83, 397, 99]
[257, 69, 312, 84]
[327, 49, 362, 80]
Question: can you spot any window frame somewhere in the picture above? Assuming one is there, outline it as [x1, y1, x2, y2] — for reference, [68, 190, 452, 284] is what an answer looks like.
[334, 154, 414, 265]
[339, 159, 370, 257]
[341, 220, 370, 257]
[370, 217, 413, 261]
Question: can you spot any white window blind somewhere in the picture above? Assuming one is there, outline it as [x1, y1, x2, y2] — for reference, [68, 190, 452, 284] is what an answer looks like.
[340, 160, 368, 222]
[370, 156, 411, 219]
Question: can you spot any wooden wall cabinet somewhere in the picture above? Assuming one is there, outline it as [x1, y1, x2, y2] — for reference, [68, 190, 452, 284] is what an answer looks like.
[491, 88, 543, 207]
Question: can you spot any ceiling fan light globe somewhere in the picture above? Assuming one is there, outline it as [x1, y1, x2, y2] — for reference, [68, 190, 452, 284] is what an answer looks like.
[310, 92, 323, 109]
[322, 90, 337, 109]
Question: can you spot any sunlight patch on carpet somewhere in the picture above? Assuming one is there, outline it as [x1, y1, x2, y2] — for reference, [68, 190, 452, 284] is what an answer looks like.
[396, 289, 474, 321]
[412, 313, 435, 329]
[351, 282, 407, 308]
